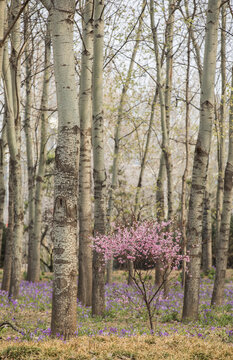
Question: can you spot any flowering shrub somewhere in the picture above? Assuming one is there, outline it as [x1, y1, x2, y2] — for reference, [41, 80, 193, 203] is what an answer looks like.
[93, 221, 189, 331]
[94, 221, 187, 270]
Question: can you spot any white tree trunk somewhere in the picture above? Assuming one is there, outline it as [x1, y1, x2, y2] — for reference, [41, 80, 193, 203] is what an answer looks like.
[150, 0, 174, 221]
[215, 3, 226, 254]
[78, 0, 94, 307]
[29, 24, 51, 282]
[92, 0, 106, 316]
[0, 0, 6, 80]
[202, 186, 212, 274]
[134, 89, 158, 219]
[41, 0, 80, 338]
[24, 6, 36, 282]
[2, 0, 23, 299]
[1, 158, 14, 292]
[211, 67, 233, 306]
[182, 0, 221, 320]
[0, 112, 7, 259]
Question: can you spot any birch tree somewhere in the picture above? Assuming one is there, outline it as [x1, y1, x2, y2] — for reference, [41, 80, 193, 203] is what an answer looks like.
[27, 24, 51, 282]
[1, 159, 14, 291]
[150, 0, 175, 291]
[134, 89, 158, 218]
[2, 0, 24, 299]
[0, 117, 6, 258]
[215, 3, 226, 253]
[40, 0, 79, 338]
[181, 24, 191, 285]
[92, 0, 106, 316]
[202, 186, 212, 274]
[150, 0, 175, 222]
[0, 0, 6, 79]
[211, 68, 233, 306]
[78, 0, 94, 307]
[24, 5, 36, 282]
[182, 0, 221, 321]
[164, 0, 175, 221]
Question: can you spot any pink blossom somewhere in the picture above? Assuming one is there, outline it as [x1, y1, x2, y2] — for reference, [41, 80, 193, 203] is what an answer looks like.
[92, 221, 189, 272]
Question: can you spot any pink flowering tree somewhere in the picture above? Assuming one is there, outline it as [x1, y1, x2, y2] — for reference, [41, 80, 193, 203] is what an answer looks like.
[93, 221, 189, 331]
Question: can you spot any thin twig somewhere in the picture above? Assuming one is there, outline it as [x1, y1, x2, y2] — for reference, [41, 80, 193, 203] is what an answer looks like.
[0, 321, 25, 336]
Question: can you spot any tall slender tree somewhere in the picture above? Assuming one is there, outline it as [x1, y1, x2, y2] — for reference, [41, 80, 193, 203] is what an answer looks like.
[164, 0, 175, 221]
[24, 4, 36, 281]
[40, 0, 79, 338]
[215, 2, 226, 253]
[134, 90, 158, 218]
[0, 117, 6, 258]
[150, 0, 175, 291]
[181, 20, 191, 285]
[202, 185, 212, 274]
[2, 0, 24, 299]
[211, 67, 233, 306]
[182, 0, 221, 321]
[1, 159, 14, 291]
[92, 0, 106, 316]
[28, 24, 51, 282]
[0, 0, 6, 79]
[78, 0, 94, 307]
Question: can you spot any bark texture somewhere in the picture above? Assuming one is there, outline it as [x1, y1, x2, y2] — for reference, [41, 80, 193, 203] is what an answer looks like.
[181, 25, 191, 286]
[0, 118, 6, 258]
[164, 0, 175, 220]
[2, 0, 24, 299]
[28, 25, 51, 282]
[1, 159, 14, 292]
[182, 0, 221, 321]
[202, 188, 212, 274]
[41, 0, 79, 338]
[92, 0, 106, 316]
[24, 6, 36, 281]
[215, 3, 226, 253]
[134, 89, 158, 218]
[211, 68, 233, 306]
[78, 0, 93, 307]
[150, 0, 174, 221]
[0, 0, 5, 80]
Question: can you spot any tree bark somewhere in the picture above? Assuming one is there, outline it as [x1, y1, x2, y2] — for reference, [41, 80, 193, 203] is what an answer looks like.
[184, 0, 202, 84]
[202, 187, 212, 274]
[92, 0, 106, 316]
[182, 0, 221, 321]
[211, 67, 233, 306]
[78, 0, 93, 307]
[41, 0, 80, 338]
[1, 159, 14, 292]
[181, 23, 191, 286]
[24, 5, 36, 281]
[164, 0, 175, 221]
[215, 3, 226, 255]
[150, 0, 174, 221]
[0, 0, 6, 80]
[0, 116, 7, 258]
[150, 0, 175, 293]
[28, 24, 51, 282]
[2, 0, 24, 299]
[134, 89, 158, 218]
[155, 152, 166, 287]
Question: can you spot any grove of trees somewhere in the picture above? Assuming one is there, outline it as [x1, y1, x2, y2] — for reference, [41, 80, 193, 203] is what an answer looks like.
[0, 0, 233, 338]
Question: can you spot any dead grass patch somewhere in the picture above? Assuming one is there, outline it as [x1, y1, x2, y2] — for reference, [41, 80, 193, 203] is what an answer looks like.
[0, 336, 232, 360]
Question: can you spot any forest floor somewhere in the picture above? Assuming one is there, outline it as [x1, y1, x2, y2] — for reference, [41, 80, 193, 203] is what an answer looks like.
[0, 269, 232, 359]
